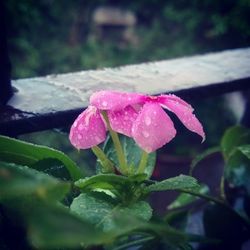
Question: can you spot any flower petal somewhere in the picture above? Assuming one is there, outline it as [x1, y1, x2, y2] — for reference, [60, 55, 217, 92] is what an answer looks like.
[132, 103, 176, 153]
[108, 105, 139, 137]
[159, 94, 193, 109]
[69, 106, 106, 149]
[90, 90, 145, 111]
[159, 95, 205, 141]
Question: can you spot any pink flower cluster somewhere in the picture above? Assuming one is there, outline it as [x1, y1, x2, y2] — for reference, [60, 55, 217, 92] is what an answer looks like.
[69, 91, 205, 153]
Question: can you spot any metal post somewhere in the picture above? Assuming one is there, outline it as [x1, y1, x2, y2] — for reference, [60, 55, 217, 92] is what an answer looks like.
[0, 1, 13, 105]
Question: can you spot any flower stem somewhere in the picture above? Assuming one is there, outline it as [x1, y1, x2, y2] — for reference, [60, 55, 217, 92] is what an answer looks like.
[137, 150, 149, 174]
[178, 188, 250, 230]
[101, 111, 128, 175]
[220, 175, 227, 202]
[112, 236, 154, 250]
[91, 146, 114, 173]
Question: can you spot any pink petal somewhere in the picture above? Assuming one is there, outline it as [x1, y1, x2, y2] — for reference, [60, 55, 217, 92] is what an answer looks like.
[159, 95, 205, 141]
[159, 94, 193, 109]
[108, 105, 139, 137]
[90, 91, 145, 111]
[132, 103, 176, 153]
[69, 106, 106, 149]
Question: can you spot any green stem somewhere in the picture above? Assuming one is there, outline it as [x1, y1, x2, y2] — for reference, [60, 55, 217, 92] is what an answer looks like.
[137, 151, 149, 174]
[91, 146, 114, 173]
[101, 111, 128, 175]
[179, 189, 225, 205]
[178, 189, 250, 230]
[112, 236, 154, 250]
[220, 175, 227, 201]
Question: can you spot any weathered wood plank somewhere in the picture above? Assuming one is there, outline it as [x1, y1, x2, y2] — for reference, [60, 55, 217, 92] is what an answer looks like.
[1, 47, 250, 136]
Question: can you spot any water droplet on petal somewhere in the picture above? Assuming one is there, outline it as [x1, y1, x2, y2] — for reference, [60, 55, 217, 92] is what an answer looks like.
[142, 131, 149, 138]
[78, 124, 84, 130]
[145, 116, 151, 126]
[73, 121, 77, 127]
[102, 101, 108, 107]
[78, 134, 82, 140]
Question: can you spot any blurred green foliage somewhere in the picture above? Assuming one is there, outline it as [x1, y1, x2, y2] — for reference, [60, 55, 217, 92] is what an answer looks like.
[6, 0, 250, 78]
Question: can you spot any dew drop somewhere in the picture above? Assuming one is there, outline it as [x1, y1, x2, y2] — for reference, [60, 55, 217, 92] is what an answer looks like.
[78, 124, 84, 130]
[78, 134, 82, 139]
[142, 131, 149, 138]
[102, 101, 108, 107]
[73, 121, 78, 127]
[145, 116, 151, 126]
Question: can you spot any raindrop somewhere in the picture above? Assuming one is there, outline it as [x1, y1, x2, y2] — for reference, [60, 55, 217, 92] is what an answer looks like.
[142, 131, 149, 138]
[78, 134, 82, 140]
[73, 121, 78, 127]
[102, 101, 108, 107]
[78, 124, 84, 130]
[145, 116, 151, 126]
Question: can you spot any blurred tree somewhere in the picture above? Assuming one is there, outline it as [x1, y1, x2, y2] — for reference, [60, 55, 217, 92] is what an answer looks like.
[5, 0, 250, 78]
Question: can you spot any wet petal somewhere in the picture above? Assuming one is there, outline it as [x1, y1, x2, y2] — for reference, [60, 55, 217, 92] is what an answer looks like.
[108, 105, 139, 137]
[159, 96, 205, 141]
[90, 90, 145, 111]
[132, 103, 176, 153]
[159, 94, 193, 109]
[69, 106, 106, 149]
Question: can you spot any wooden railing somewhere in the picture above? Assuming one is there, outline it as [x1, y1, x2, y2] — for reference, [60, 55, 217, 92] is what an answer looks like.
[1, 47, 250, 136]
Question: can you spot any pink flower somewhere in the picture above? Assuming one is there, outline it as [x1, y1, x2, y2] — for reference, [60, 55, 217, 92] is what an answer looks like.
[69, 105, 106, 149]
[70, 91, 205, 153]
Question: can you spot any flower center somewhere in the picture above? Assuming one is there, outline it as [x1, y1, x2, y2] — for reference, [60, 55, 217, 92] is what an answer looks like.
[146, 95, 158, 103]
[85, 106, 98, 126]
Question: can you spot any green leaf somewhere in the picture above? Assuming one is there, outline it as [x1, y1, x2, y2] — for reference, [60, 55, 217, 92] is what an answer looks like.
[145, 175, 200, 193]
[2, 198, 111, 249]
[31, 158, 71, 180]
[0, 162, 70, 201]
[75, 174, 132, 198]
[238, 144, 250, 159]
[221, 126, 250, 160]
[164, 210, 189, 231]
[0, 135, 83, 181]
[70, 192, 152, 232]
[27, 202, 110, 248]
[168, 185, 209, 210]
[189, 147, 221, 175]
[97, 135, 156, 178]
[225, 150, 250, 194]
